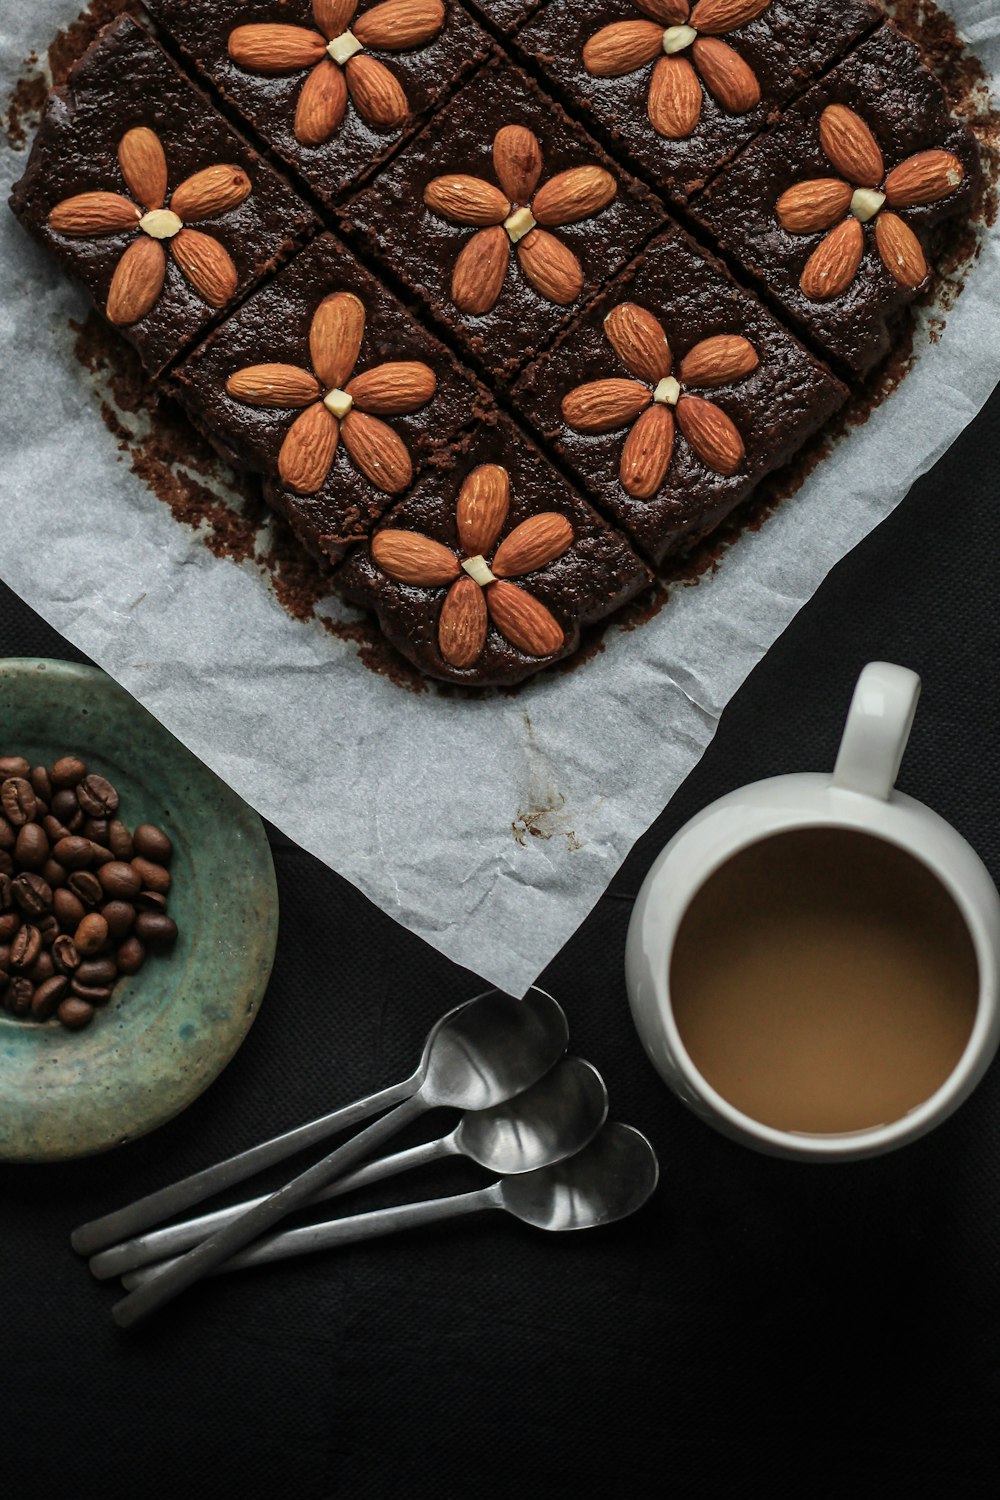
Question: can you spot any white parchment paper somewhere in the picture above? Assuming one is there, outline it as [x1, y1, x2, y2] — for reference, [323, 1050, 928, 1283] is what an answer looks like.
[2, 1, 998, 996]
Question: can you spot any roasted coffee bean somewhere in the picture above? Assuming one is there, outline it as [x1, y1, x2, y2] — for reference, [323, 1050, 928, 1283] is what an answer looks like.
[133, 824, 173, 864]
[31, 766, 53, 803]
[71, 979, 113, 1004]
[116, 936, 145, 974]
[108, 819, 134, 860]
[0, 850, 13, 878]
[10, 923, 42, 970]
[74, 913, 109, 956]
[1, 777, 37, 827]
[67, 870, 103, 907]
[88, 842, 114, 868]
[28, 950, 55, 984]
[51, 756, 86, 789]
[101, 900, 135, 938]
[31, 974, 68, 1020]
[42, 858, 67, 890]
[37, 914, 60, 947]
[12, 872, 52, 917]
[0, 911, 21, 942]
[76, 774, 119, 818]
[54, 888, 87, 930]
[134, 912, 177, 949]
[8, 976, 33, 1015]
[42, 815, 69, 844]
[0, 872, 11, 910]
[0, 815, 14, 851]
[52, 935, 80, 974]
[14, 822, 49, 871]
[52, 835, 94, 870]
[0, 757, 31, 779]
[51, 789, 79, 823]
[131, 856, 171, 894]
[76, 957, 117, 987]
[82, 817, 109, 843]
[57, 996, 94, 1029]
[98, 861, 142, 900]
[134, 889, 168, 913]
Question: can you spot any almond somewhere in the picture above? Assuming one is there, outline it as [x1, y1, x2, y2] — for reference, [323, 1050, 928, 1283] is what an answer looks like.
[692, 37, 760, 114]
[776, 177, 853, 233]
[819, 105, 884, 189]
[438, 577, 488, 667]
[648, 56, 702, 140]
[562, 378, 652, 434]
[456, 465, 510, 555]
[227, 24, 328, 73]
[689, 0, 771, 33]
[278, 402, 339, 493]
[49, 192, 140, 237]
[679, 334, 758, 388]
[517, 229, 584, 305]
[620, 405, 674, 499]
[372, 529, 459, 585]
[532, 166, 617, 227]
[493, 125, 543, 205]
[170, 229, 238, 306]
[105, 237, 165, 325]
[874, 211, 928, 289]
[295, 59, 348, 145]
[451, 225, 509, 314]
[486, 582, 564, 657]
[884, 150, 964, 208]
[492, 513, 573, 579]
[604, 303, 672, 384]
[341, 409, 413, 492]
[171, 165, 252, 223]
[313, 0, 358, 39]
[352, 0, 445, 50]
[583, 21, 664, 78]
[676, 395, 744, 476]
[633, 0, 691, 22]
[226, 364, 322, 408]
[311, 291, 366, 389]
[799, 216, 863, 301]
[117, 128, 167, 211]
[423, 175, 510, 226]
[345, 360, 436, 414]
[345, 54, 408, 129]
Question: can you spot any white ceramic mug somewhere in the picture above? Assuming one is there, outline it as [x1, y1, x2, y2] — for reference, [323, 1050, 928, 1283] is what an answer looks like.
[625, 662, 1000, 1160]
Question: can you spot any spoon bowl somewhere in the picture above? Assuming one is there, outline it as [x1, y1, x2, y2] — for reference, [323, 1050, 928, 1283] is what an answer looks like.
[457, 1056, 608, 1174]
[498, 1122, 660, 1231]
[420, 987, 569, 1110]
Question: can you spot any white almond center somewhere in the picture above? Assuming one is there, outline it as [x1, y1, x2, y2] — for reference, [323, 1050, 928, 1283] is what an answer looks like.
[327, 30, 363, 65]
[139, 209, 182, 240]
[850, 188, 886, 222]
[462, 554, 496, 586]
[504, 206, 536, 243]
[653, 376, 681, 406]
[663, 25, 697, 54]
[323, 388, 354, 418]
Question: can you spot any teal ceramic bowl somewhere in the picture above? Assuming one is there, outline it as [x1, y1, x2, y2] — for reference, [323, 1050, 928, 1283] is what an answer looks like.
[0, 658, 278, 1162]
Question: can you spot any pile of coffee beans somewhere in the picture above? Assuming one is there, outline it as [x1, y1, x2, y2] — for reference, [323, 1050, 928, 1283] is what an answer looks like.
[0, 754, 178, 1030]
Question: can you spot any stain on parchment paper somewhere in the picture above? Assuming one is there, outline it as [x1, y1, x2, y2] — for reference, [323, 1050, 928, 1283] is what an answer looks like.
[511, 713, 587, 851]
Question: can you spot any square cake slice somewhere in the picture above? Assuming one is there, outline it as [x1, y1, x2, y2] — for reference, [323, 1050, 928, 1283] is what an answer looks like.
[346, 53, 668, 385]
[517, 0, 883, 205]
[336, 411, 651, 685]
[144, 0, 494, 207]
[8, 14, 318, 379]
[171, 233, 491, 566]
[511, 226, 848, 567]
[691, 21, 980, 377]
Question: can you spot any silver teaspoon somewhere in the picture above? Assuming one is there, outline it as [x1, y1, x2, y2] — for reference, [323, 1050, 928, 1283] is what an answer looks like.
[90, 1057, 608, 1281]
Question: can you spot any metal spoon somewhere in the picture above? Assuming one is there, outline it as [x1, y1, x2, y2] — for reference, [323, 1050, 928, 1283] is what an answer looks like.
[111, 987, 569, 1328]
[72, 986, 566, 1259]
[90, 1056, 608, 1281]
[120, 1123, 659, 1289]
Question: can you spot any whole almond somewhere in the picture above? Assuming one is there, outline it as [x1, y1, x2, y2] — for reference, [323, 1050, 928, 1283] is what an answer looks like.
[634, 0, 691, 22]
[345, 54, 408, 129]
[604, 303, 672, 384]
[492, 514, 573, 579]
[311, 291, 366, 389]
[583, 20, 664, 78]
[679, 334, 758, 388]
[105, 237, 165, 325]
[619, 405, 674, 499]
[456, 465, 510, 555]
[171, 165, 252, 223]
[353, 0, 445, 50]
[648, 56, 702, 140]
[278, 402, 339, 493]
[313, 0, 358, 38]
[345, 361, 437, 414]
[874, 212, 928, 289]
[49, 192, 140, 237]
[692, 37, 760, 114]
[170, 229, 238, 306]
[676, 395, 744, 476]
[819, 105, 884, 189]
[372, 529, 460, 586]
[517, 229, 584, 304]
[451, 225, 508, 315]
[423, 174, 510, 225]
[226, 364, 322, 408]
[341, 410, 413, 493]
[438, 577, 488, 668]
[227, 24, 328, 73]
[776, 177, 853, 233]
[884, 150, 964, 208]
[117, 127, 167, 211]
[562, 378, 652, 434]
[689, 0, 771, 33]
[486, 582, 564, 658]
[295, 59, 348, 146]
[493, 125, 544, 205]
[799, 217, 863, 300]
[532, 166, 617, 227]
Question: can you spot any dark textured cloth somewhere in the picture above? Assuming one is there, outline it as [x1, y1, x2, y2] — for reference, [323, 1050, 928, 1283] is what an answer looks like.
[1, 383, 999, 1499]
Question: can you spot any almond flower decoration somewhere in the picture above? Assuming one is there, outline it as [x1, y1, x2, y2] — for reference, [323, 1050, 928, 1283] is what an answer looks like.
[226, 291, 436, 496]
[423, 126, 617, 314]
[777, 105, 966, 301]
[227, 0, 444, 145]
[562, 304, 757, 495]
[583, 0, 771, 141]
[48, 127, 251, 325]
[371, 466, 573, 666]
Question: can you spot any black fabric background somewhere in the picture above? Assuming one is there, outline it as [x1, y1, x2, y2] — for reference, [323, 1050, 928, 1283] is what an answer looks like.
[1, 384, 999, 1499]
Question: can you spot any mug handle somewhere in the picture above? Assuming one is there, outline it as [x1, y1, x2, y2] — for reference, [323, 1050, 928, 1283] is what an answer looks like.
[832, 662, 921, 801]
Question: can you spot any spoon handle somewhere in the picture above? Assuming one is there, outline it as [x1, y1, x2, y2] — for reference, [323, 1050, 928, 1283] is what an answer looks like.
[89, 1135, 454, 1281]
[112, 1092, 428, 1328]
[121, 1186, 501, 1289]
[71, 1074, 418, 1257]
